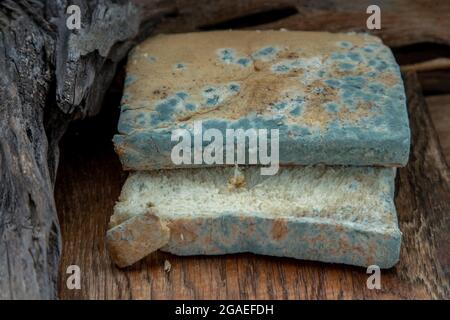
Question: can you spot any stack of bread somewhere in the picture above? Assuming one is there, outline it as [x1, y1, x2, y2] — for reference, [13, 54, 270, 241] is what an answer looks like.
[107, 30, 410, 268]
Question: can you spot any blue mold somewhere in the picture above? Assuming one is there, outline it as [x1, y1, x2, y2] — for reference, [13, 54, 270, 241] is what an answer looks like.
[113, 166, 402, 268]
[252, 46, 279, 61]
[115, 31, 411, 170]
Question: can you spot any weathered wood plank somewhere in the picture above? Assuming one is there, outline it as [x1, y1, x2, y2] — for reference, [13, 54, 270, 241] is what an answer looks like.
[135, 0, 450, 47]
[419, 71, 450, 95]
[56, 72, 449, 300]
[426, 94, 450, 165]
[395, 73, 450, 300]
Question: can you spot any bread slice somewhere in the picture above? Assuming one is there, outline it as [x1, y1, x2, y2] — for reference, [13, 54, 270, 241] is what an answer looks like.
[114, 30, 410, 170]
[107, 166, 401, 268]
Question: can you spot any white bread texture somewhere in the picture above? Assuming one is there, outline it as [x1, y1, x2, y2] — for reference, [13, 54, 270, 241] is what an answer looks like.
[107, 166, 401, 268]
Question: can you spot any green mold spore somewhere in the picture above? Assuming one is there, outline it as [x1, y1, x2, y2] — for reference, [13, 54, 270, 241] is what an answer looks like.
[337, 41, 353, 48]
[174, 63, 186, 70]
[217, 48, 236, 64]
[339, 62, 355, 71]
[124, 75, 137, 87]
[236, 57, 251, 67]
[325, 102, 339, 113]
[252, 46, 279, 61]
[228, 83, 241, 92]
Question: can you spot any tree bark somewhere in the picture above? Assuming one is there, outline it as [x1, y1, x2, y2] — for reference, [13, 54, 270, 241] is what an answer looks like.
[0, 0, 143, 300]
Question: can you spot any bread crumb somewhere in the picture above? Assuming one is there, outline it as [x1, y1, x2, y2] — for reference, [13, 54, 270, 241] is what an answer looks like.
[164, 260, 171, 273]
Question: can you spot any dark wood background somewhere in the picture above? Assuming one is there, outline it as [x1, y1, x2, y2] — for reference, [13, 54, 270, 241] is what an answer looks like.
[55, 0, 450, 299]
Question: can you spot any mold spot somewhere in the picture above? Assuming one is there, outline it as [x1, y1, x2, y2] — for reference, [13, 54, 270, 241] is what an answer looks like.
[217, 48, 236, 64]
[146, 56, 157, 63]
[217, 49, 255, 68]
[252, 46, 279, 61]
[176, 92, 188, 100]
[343, 76, 366, 89]
[150, 113, 160, 125]
[185, 103, 196, 111]
[331, 52, 346, 60]
[206, 95, 220, 106]
[174, 63, 186, 70]
[347, 52, 362, 62]
[121, 104, 130, 112]
[274, 101, 288, 110]
[341, 90, 353, 99]
[228, 83, 241, 92]
[312, 87, 325, 94]
[124, 75, 137, 87]
[368, 83, 385, 95]
[339, 62, 355, 71]
[336, 41, 352, 48]
[348, 180, 359, 192]
[325, 102, 339, 113]
[290, 105, 302, 116]
[203, 87, 217, 96]
[153, 97, 179, 123]
[167, 98, 179, 108]
[200, 84, 241, 109]
[376, 61, 389, 72]
[325, 79, 340, 89]
[271, 63, 290, 73]
[136, 113, 146, 125]
[236, 57, 251, 67]
[272, 95, 304, 117]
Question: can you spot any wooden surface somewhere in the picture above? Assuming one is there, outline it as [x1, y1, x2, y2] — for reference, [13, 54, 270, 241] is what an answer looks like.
[56, 72, 450, 300]
[426, 94, 450, 165]
[136, 0, 450, 48]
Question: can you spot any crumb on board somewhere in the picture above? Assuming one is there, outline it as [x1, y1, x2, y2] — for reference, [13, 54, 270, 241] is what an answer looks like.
[164, 259, 171, 273]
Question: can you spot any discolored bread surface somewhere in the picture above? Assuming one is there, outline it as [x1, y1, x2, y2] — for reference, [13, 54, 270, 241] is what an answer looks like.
[107, 166, 401, 268]
[114, 30, 410, 170]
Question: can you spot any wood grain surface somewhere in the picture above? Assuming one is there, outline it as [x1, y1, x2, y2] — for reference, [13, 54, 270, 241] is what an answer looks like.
[426, 94, 450, 165]
[56, 72, 449, 300]
[134, 0, 450, 48]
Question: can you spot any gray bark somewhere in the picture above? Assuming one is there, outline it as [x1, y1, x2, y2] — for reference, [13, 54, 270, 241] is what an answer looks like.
[0, 0, 142, 299]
